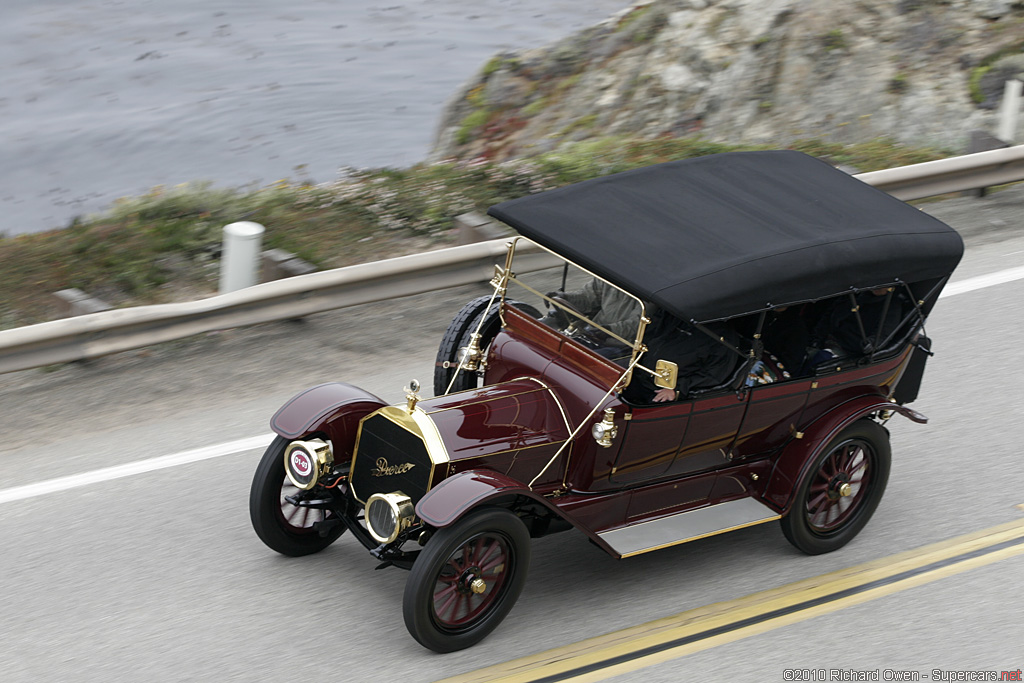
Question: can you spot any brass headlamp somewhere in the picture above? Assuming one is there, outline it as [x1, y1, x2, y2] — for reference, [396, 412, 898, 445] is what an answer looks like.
[591, 408, 619, 448]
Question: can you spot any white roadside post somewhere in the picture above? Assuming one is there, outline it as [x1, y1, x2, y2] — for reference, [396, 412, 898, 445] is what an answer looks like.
[997, 79, 1022, 144]
[219, 221, 266, 293]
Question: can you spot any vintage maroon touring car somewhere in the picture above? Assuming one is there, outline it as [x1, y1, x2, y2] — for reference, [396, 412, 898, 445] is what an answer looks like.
[249, 151, 964, 652]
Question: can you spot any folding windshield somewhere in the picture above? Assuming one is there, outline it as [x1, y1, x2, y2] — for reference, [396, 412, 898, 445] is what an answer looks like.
[501, 238, 648, 367]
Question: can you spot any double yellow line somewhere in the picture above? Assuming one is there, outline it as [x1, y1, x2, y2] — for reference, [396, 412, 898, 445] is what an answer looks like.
[443, 517, 1024, 683]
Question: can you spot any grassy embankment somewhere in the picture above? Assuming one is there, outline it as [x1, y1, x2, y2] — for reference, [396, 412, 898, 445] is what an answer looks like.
[0, 137, 948, 329]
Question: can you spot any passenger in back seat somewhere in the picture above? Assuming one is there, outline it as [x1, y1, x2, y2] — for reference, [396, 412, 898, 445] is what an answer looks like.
[803, 288, 906, 372]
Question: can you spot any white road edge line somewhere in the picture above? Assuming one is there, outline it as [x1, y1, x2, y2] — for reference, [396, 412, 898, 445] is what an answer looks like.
[0, 434, 274, 505]
[1, 265, 1022, 506]
[940, 265, 1024, 297]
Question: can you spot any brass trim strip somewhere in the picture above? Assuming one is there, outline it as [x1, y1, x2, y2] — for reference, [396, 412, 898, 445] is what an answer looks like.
[516, 376, 575, 435]
[376, 405, 450, 466]
[510, 376, 575, 487]
[440, 517, 1024, 683]
[423, 387, 550, 413]
[447, 439, 570, 462]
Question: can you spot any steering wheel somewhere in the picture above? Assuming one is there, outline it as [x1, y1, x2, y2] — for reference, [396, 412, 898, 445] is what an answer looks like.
[547, 294, 583, 318]
[545, 295, 609, 347]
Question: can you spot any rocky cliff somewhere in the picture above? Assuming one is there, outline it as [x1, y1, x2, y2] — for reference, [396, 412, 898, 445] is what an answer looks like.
[431, 0, 1024, 161]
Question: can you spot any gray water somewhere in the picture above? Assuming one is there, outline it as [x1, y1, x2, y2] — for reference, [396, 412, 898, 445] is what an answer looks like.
[1, 0, 631, 236]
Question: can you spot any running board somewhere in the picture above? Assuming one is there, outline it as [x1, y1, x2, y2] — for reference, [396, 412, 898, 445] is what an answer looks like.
[598, 498, 781, 558]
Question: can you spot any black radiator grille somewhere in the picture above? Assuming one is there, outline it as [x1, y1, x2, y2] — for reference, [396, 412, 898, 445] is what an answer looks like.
[350, 414, 434, 504]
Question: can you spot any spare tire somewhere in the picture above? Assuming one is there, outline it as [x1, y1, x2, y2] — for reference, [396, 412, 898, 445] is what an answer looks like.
[433, 297, 540, 396]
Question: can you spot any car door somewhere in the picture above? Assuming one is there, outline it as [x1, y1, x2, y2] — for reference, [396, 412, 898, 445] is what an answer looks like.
[610, 389, 748, 484]
[609, 400, 690, 484]
[730, 378, 812, 460]
[662, 390, 748, 477]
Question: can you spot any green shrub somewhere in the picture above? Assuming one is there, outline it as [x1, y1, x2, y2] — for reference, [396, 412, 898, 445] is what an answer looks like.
[456, 109, 490, 145]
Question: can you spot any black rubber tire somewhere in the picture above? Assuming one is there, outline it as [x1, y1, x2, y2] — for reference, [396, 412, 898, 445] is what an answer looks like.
[781, 419, 891, 555]
[433, 297, 540, 396]
[249, 435, 345, 557]
[403, 507, 531, 653]
[433, 296, 493, 396]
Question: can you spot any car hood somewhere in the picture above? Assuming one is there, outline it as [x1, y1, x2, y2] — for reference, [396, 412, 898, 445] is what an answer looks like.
[417, 377, 572, 462]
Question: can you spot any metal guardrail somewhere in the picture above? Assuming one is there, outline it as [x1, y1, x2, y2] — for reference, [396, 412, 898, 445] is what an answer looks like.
[0, 239, 559, 374]
[858, 145, 1024, 200]
[2, 145, 1023, 375]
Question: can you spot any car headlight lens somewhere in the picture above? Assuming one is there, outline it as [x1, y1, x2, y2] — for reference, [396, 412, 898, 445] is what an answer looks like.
[365, 492, 415, 544]
[283, 439, 333, 490]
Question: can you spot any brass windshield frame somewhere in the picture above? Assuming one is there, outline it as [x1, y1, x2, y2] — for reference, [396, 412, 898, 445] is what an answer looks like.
[500, 237, 651, 383]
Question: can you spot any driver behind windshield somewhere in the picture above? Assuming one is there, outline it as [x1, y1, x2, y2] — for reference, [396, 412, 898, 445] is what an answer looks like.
[543, 279, 738, 402]
[542, 278, 640, 359]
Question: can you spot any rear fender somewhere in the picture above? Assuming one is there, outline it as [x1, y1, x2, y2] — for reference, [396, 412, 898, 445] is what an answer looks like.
[763, 396, 926, 514]
[271, 383, 387, 459]
[416, 470, 564, 529]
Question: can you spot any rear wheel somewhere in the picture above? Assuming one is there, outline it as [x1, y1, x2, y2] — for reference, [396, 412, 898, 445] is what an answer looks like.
[781, 420, 891, 555]
[249, 435, 345, 556]
[433, 297, 539, 396]
[403, 507, 531, 652]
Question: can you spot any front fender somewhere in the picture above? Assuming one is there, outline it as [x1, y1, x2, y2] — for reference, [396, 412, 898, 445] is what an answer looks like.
[271, 382, 387, 459]
[763, 396, 927, 513]
[416, 470, 558, 528]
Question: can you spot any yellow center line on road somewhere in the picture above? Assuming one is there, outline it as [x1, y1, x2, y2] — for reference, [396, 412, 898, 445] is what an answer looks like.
[442, 516, 1024, 683]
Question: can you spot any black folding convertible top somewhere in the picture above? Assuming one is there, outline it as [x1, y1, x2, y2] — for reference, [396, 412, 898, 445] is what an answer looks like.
[488, 151, 964, 322]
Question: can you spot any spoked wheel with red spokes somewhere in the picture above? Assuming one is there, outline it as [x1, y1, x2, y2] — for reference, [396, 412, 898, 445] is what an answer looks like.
[404, 507, 530, 652]
[249, 435, 345, 556]
[781, 420, 891, 555]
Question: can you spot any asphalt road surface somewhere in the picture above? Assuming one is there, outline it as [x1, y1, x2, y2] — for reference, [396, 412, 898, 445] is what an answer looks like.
[1, 187, 1023, 681]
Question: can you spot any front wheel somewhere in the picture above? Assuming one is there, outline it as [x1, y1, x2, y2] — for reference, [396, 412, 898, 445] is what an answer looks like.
[781, 419, 891, 555]
[249, 435, 345, 556]
[403, 507, 531, 652]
